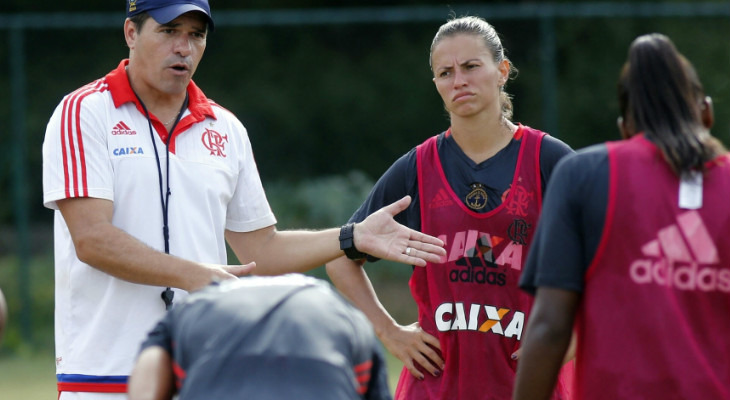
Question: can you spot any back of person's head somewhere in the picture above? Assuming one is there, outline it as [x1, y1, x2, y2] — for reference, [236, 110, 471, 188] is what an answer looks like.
[430, 15, 517, 120]
[617, 33, 725, 174]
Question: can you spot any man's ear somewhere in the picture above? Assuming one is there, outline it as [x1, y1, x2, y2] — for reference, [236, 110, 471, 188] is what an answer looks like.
[701, 96, 714, 130]
[124, 18, 137, 49]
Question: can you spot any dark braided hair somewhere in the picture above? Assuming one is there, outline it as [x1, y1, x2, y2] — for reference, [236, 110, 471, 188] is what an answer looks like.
[617, 33, 725, 174]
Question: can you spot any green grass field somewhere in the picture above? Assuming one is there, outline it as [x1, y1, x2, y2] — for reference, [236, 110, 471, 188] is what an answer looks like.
[0, 349, 405, 398]
[0, 351, 56, 399]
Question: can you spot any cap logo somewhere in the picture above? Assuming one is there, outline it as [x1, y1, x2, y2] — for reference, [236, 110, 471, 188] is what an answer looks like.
[129, 0, 137, 12]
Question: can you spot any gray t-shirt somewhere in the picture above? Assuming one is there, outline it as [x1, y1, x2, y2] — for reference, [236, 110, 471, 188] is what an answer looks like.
[139, 275, 391, 400]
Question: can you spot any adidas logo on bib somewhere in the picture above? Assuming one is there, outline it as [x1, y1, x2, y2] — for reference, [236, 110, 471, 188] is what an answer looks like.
[629, 210, 729, 292]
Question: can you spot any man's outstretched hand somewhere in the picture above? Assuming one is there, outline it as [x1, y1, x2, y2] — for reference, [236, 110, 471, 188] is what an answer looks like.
[355, 196, 446, 266]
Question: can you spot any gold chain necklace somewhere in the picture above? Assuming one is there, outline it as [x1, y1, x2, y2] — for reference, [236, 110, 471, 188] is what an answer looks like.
[163, 113, 179, 125]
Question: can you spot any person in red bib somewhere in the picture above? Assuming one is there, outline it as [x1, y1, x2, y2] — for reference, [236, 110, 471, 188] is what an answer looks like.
[327, 15, 574, 400]
[514, 33, 730, 400]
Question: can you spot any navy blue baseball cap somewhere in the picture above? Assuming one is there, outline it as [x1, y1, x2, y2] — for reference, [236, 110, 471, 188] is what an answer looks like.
[127, 0, 214, 30]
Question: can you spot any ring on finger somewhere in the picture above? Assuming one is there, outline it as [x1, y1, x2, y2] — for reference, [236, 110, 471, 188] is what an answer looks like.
[405, 247, 412, 256]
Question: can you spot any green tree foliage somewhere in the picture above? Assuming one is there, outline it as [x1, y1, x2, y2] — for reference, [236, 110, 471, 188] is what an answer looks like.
[0, 5, 729, 226]
[198, 22, 446, 183]
[552, 16, 730, 149]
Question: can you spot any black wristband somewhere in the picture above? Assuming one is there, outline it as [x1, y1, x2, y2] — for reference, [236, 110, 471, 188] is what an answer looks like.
[339, 223, 367, 260]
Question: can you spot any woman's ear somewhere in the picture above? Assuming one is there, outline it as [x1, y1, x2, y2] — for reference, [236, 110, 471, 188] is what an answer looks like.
[617, 116, 630, 139]
[498, 59, 510, 86]
[617, 113, 640, 140]
[701, 96, 714, 130]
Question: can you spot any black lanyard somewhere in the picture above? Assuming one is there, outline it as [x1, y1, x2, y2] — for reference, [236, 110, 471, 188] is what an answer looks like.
[134, 92, 189, 310]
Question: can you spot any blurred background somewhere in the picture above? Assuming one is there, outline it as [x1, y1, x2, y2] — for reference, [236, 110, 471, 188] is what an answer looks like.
[0, 0, 729, 397]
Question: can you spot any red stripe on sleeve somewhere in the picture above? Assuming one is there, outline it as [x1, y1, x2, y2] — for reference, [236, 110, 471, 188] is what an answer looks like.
[353, 360, 373, 373]
[64, 89, 81, 197]
[172, 360, 186, 390]
[61, 80, 106, 198]
[57, 382, 127, 393]
[60, 95, 71, 198]
[356, 373, 372, 383]
[74, 91, 89, 197]
[353, 360, 373, 395]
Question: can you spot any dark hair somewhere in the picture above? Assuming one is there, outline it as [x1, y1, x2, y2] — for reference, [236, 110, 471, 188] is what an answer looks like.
[129, 12, 152, 29]
[618, 33, 725, 174]
[430, 16, 518, 120]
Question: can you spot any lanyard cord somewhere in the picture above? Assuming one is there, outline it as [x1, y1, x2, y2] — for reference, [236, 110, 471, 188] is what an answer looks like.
[134, 92, 189, 310]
